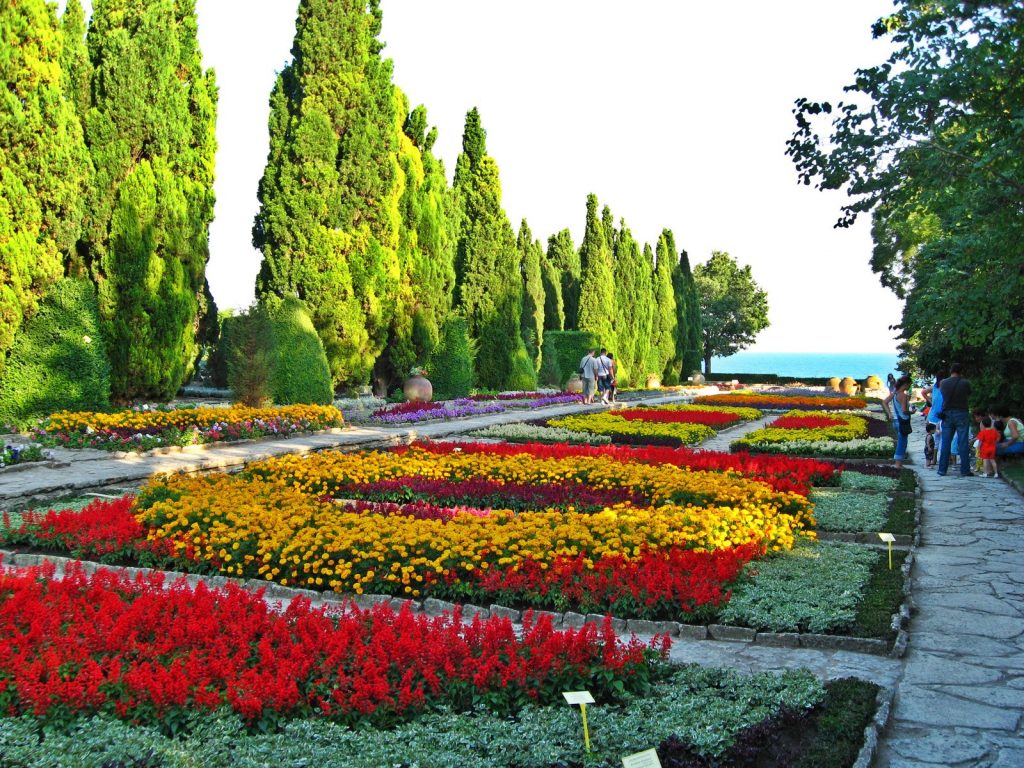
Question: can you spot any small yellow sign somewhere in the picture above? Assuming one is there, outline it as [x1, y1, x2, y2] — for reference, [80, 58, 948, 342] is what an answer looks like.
[878, 532, 895, 569]
[563, 690, 595, 751]
[622, 748, 662, 767]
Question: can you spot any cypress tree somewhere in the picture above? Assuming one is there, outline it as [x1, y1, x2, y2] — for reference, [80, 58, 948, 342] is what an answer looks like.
[650, 230, 678, 382]
[84, 0, 218, 400]
[518, 220, 545, 372]
[612, 220, 653, 387]
[0, 0, 91, 377]
[452, 108, 528, 389]
[547, 229, 579, 329]
[253, 0, 400, 389]
[59, 0, 91, 125]
[679, 249, 703, 377]
[373, 98, 455, 394]
[540, 248, 564, 332]
[576, 194, 615, 350]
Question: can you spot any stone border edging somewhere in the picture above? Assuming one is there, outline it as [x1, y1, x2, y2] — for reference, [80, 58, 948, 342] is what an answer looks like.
[105, 427, 348, 459]
[0, 548, 911, 658]
[853, 683, 897, 768]
[0, 459, 68, 475]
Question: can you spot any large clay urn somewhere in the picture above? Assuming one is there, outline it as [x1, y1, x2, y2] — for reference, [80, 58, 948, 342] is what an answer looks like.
[864, 374, 883, 391]
[403, 375, 433, 403]
[827, 377, 841, 393]
[565, 374, 584, 394]
[839, 377, 858, 396]
[645, 374, 662, 389]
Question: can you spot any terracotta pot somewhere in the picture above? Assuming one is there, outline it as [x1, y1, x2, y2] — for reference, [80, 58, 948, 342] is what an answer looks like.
[403, 375, 433, 403]
[645, 374, 661, 389]
[827, 377, 841, 393]
[864, 375, 883, 390]
[839, 376, 858, 396]
[565, 374, 584, 394]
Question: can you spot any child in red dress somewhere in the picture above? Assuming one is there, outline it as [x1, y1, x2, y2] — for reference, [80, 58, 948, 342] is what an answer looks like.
[975, 417, 1001, 478]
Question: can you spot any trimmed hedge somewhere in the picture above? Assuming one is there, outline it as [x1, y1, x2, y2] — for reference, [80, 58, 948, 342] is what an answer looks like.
[0, 279, 111, 428]
[428, 317, 474, 400]
[267, 298, 332, 405]
[539, 330, 601, 388]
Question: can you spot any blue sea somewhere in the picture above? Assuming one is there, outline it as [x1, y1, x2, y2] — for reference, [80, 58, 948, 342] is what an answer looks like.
[708, 352, 901, 380]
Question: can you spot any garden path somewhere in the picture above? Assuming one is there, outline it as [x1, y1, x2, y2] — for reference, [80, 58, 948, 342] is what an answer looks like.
[696, 414, 774, 452]
[0, 392, 695, 508]
[876, 421, 1024, 767]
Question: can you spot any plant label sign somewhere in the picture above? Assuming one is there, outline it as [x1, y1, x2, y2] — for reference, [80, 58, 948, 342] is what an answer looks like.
[562, 691, 595, 705]
[878, 532, 896, 569]
[622, 748, 662, 767]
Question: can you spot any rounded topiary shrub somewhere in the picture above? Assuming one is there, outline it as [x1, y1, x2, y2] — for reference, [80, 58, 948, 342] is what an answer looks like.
[507, 344, 538, 391]
[429, 317, 474, 400]
[268, 298, 333, 405]
[0, 279, 111, 428]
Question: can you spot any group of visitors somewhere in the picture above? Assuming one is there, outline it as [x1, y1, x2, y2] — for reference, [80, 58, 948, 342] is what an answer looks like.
[885, 364, 1023, 477]
[578, 348, 617, 405]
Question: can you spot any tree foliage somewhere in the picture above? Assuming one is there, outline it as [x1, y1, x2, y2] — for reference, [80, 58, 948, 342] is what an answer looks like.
[451, 108, 526, 389]
[694, 251, 769, 374]
[517, 220, 546, 372]
[253, 0, 399, 389]
[0, 0, 91, 377]
[428, 316, 474, 400]
[649, 231, 678, 380]
[547, 229, 579, 330]
[540, 247, 564, 333]
[668, 248, 702, 382]
[611, 219, 653, 386]
[787, 1, 1024, 409]
[84, 0, 218, 400]
[576, 194, 615, 351]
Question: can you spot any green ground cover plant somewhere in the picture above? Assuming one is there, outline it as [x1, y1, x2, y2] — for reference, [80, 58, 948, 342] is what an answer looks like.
[0, 667, 882, 768]
[810, 489, 888, 533]
[469, 423, 612, 445]
[839, 472, 898, 492]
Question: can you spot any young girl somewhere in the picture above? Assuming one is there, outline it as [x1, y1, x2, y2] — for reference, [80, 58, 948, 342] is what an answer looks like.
[924, 422, 937, 468]
[975, 417, 1001, 478]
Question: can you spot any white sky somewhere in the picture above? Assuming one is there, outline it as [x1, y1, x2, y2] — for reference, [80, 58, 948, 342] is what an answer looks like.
[69, 0, 904, 354]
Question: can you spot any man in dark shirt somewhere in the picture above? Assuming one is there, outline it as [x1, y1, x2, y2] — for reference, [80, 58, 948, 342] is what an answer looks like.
[937, 363, 973, 477]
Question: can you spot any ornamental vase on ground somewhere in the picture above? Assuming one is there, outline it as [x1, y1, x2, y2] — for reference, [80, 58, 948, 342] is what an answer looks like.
[404, 375, 433, 403]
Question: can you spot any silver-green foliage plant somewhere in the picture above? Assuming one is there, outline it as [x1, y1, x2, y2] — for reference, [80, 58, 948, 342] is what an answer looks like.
[721, 542, 879, 633]
[470, 423, 612, 445]
[840, 471, 898, 492]
[810, 489, 889, 533]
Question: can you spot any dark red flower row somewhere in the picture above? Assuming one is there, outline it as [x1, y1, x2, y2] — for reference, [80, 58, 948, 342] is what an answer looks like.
[0, 564, 666, 730]
[408, 441, 840, 495]
[618, 409, 741, 426]
[770, 415, 848, 429]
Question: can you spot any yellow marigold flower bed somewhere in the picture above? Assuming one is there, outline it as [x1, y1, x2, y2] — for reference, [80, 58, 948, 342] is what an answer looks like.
[547, 413, 715, 444]
[43, 404, 344, 433]
[135, 460, 813, 595]
[735, 411, 868, 445]
[656, 404, 764, 421]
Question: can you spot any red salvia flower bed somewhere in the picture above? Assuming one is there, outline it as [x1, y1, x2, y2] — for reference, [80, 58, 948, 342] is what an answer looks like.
[770, 415, 849, 429]
[617, 409, 741, 426]
[0, 564, 666, 730]
[476, 544, 761, 620]
[408, 441, 839, 495]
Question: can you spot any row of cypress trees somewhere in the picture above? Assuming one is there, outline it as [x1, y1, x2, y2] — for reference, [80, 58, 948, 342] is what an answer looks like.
[1, 0, 218, 403]
[252, 0, 704, 393]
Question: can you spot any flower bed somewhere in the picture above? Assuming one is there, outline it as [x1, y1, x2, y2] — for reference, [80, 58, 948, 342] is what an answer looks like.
[0, 564, 663, 731]
[469, 391, 583, 408]
[809, 489, 889, 533]
[731, 410, 893, 458]
[694, 393, 867, 410]
[1, 444, 46, 468]
[546, 412, 715, 446]
[369, 399, 505, 424]
[617, 404, 761, 427]
[415, 440, 840, 495]
[469, 422, 613, 445]
[34, 404, 344, 452]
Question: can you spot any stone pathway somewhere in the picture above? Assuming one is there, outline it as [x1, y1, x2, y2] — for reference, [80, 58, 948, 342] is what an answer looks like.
[876, 421, 1024, 767]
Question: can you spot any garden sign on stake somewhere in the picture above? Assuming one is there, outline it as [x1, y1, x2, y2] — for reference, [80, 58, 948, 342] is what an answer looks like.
[563, 690, 595, 752]
[878, 532, 895, 569]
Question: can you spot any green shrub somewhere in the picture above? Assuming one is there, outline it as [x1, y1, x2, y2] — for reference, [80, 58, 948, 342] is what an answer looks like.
[506, 345, 537, 391]
[224, 305, 273, 407]
[428, 317, 474, 400]
[538, 330, 601, 387]
[0, 279, 111, 427]
[267, 298, 332, 405]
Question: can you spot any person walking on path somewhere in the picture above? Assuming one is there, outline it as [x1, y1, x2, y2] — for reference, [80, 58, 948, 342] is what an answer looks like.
[596, 348, 613, 405]
[926, 370, 946, 464]
[579, 349, 598, 404]
[937, 363, 973, 477]
[884, 374, 913, 470]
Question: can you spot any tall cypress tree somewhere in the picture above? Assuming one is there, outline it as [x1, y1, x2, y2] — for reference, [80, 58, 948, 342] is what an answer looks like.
[540, 248, 564, 332]
[0, 0, 91, 377]
[84, 0, 218, 400]
[518, 220, 545, 371]
[253, 0, 400, 389]
[576, 194, 615, 350]
[452, 108, 527, 389]
[373, 98, 455, 394]
[678, 249, 703, 377]
[547, 229, 578, 330]
[612, 219, 653, 386]
[650, 230, 678, 382]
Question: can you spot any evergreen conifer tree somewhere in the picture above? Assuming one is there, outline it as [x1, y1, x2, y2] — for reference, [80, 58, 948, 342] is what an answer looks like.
[650, 230, 678, 381]
[576, 194, 615, 350]
[540, 249, 564, 332]
[253, 0, 400, 389]
[678, 249, 703, 377]
[84, 0, 218, 400]
[612, 220, 653, 386]
[59, 0, 91, 125]
[451, 108, 527, 389]
[518, 220, 545, 372]
[0, 0, 91, 377]
[547, 229, 579, 330]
